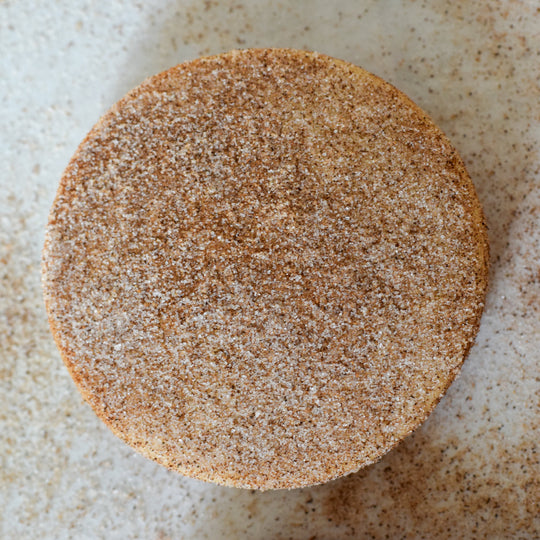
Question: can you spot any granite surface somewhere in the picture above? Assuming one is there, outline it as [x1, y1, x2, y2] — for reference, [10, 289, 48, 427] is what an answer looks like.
[1, 1, 538, 538]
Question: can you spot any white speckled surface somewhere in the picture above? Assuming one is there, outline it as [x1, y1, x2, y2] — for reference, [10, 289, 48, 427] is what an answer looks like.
[1, 1, 538, 539]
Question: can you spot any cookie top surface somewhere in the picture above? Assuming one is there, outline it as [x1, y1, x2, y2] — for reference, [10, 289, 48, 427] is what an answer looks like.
[42, 48, 488, 489]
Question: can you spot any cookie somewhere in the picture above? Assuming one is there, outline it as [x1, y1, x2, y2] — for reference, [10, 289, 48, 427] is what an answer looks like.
[42, 48, 489, 489]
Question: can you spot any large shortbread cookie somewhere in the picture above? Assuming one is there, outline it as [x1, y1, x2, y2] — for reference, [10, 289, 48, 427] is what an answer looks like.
[42, 48, 488, 489]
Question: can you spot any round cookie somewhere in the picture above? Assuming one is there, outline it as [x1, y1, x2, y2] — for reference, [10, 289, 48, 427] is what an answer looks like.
[42, 48, 489, 490]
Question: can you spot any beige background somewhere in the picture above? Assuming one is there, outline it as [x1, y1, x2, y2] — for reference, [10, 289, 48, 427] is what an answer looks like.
[1, 1, 538, 538]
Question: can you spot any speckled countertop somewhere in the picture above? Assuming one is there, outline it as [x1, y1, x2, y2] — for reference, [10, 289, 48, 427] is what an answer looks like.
[1, 1, 538, 539]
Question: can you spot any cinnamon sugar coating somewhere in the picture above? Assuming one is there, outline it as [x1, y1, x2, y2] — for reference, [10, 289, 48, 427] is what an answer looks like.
[42, 48, 488, 489]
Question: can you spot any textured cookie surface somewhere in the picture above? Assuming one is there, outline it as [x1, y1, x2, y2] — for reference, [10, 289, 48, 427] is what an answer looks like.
[42, 48, 488, 490]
